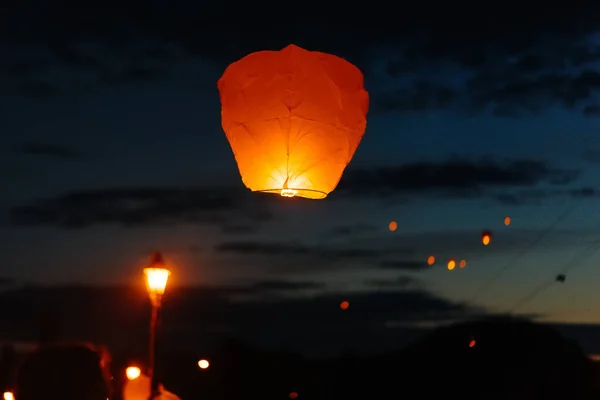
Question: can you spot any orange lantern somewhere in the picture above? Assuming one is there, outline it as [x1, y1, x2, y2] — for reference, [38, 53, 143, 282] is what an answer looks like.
[218, 44, 369, 199]
[481, 231, 492, 245]
[427, 255, 435, 265]
[447, 259, 456, 270]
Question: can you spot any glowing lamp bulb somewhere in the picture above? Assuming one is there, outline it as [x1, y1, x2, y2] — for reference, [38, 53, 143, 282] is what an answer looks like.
[125, 366, 141, 380]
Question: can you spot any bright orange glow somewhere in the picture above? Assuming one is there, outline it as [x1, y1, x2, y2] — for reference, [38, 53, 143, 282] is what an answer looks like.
[281, 188, 298, 198]
[481, 232, 492, 245]
[459, 259, 467, 268]
[198, 359, 210, 369]
[144, 268, 171, 296]
[469, 340, 476, 348]
[289, 392, 299, 399]
[340, 301, 350, 310]
[447, 259, 456, 270]
[388, 221, 397, 231]
[427, 255, 435, 265]
[218, 44, 369, 200]
[3, 392, 14, 400]
[504, 216, 511, 226]
[125, 366, 141, 380]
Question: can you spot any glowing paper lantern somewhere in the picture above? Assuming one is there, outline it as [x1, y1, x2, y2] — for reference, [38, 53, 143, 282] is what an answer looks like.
[218, 44, 369, 199]
[481, 231, 492, 246]
[504, 216, 511, 226]
[389, 221, 397, 231]
[447, 259, 456, 270]
[459, 259, 467, 268]
[427, 255, 435, 265]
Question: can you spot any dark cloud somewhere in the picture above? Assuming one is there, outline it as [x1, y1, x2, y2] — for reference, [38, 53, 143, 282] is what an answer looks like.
[375, 82, 457, 114]
[8, 158, 585, 230]
[246, 280, 326, 292]
[100, 66, 169, 86]
[364, 275, 417, 289]
[215, 240, 412, 260]
[4, 2, 600, 114]
[337, 158, 579, 203]
[0, 283, 481, 354]
[13, 142, 84, 161]
[17, 81, 59, 99]
[9, 187, 275, 229]
[328, 223, 378, 237]
[379, 260, 431, 271]
[583, 105, 600, 117]
[214, 240, 419, 274]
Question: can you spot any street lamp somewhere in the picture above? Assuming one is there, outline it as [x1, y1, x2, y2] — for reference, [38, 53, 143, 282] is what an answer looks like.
[143, 252, 171, 400]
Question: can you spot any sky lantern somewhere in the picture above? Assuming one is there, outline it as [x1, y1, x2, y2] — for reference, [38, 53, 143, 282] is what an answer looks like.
[469, 339, 476, 348]
[459, 259, 467, 268]
[481, 231, 492, 245]
[340, 300, 350, 310]
[388, 221, 397, 231]
[218, 44, 369, 199]
[447, 259, 456, 270]
[504, 216, 511, 226]
[427, 255, 435, 265]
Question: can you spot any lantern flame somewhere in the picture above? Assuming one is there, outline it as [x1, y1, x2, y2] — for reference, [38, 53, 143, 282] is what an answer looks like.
[281, 188, 297, 197]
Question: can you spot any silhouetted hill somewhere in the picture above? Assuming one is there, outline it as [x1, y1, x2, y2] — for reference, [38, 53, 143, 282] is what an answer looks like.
[396, 317, 597, 399]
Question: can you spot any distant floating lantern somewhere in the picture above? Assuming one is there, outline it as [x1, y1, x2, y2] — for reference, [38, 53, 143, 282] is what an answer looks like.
[447, 259, 456, 270]
[388, 221, 397, 231]
[481, 231, 492, 245]
[459, 259, 467, 268]
[340, 300, 350, 310]
[469, 339, 476, 348]
[218, 44, 370, 199]
[289, 392, 299, 399]
[427, 255, 435, 265]
[504, 216, 511, 226]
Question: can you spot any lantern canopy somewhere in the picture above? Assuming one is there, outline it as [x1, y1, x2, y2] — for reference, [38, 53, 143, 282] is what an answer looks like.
[217, 44, 369, 199]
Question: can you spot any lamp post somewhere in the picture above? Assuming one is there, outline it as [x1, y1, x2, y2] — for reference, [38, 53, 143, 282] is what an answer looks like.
[143, 252, 171, 400]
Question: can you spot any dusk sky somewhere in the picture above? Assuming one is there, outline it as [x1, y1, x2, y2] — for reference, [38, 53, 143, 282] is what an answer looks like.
[4, 1, 600, 353]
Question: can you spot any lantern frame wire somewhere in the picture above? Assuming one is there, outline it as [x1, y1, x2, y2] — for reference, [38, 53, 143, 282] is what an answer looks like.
[256, 187, 328, 199]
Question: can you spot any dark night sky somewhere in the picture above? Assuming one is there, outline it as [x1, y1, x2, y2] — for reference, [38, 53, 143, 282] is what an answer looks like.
[3, 1, 600, 354]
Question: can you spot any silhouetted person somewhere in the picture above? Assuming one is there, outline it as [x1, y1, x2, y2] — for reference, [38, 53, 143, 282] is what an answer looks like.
[15, 343, 110, 400]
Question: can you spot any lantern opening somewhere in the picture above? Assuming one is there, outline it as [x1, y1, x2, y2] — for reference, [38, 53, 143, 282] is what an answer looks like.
[281, 188, 297, 197]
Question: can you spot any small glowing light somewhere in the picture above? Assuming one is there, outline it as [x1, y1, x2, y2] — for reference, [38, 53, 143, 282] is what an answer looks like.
[388, 221, 397, 231]
[504, 216, 511, 226]
[447, 259, 456, 270]
[481, 232, 491, 246]
[469, 339, 476, 348]
[198, 359, 210, 369]
[340, 301, 350, 310]
[281, 188, 297, 197]
[289, 392, 299, 399]
[459, 259, 467, 268]
[125, 366, 141, 380]
[3, 392, 14, 400]
[427, 255, 435, 265]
